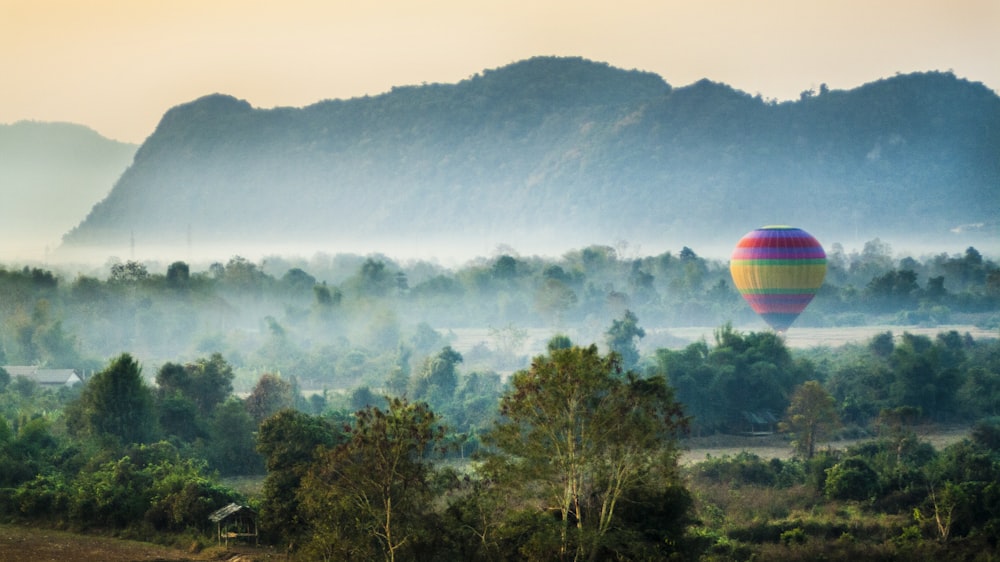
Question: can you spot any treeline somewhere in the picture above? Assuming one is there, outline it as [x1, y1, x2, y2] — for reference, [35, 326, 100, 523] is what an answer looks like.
[0, 241, 996, 394]
[658, 324, 1000, 435]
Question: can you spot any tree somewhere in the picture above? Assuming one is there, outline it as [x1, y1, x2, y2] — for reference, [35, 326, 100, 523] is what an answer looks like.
[709, 324, 807, 430]
[108, 260, 149, 284]
[491, 255, 519, 281]
[68, 353, 157, 445]
[257, 409, 344, 544]
[605, 310, 645, 370]
[780, 380, 840, 459]
[866, 269, 919, 310]
[298, 398, 444, 561]
[411, 346, 462, 409]
[486, 344, 689, 560]
[155, 353, 234, 417]
[825, 457, 880, 500]
[535, 277, 578, 325]
[205, 397, 264, 476]
[350, 385, 381, 412]
[245, 373, 295, 424]
[165, 261, 190, 287]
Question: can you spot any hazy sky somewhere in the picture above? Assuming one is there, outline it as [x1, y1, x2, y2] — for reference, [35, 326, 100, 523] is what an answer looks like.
[2, 0, 998, 144]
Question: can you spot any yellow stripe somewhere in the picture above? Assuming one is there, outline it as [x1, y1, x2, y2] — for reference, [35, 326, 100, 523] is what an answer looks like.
[730, 263, 827, 291]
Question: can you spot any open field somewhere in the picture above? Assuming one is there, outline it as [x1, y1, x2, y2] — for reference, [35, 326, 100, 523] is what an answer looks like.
[446, 324, 998, 356]
[0, 525, 198, 562]
[0, 525, 276, 562]
[679, 425, 971, 465]
[661, 324, 998, 349]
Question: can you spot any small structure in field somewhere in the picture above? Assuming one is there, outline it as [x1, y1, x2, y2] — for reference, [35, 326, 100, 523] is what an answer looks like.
[208, 503, 258, 546]
[740, 410, 778, 436]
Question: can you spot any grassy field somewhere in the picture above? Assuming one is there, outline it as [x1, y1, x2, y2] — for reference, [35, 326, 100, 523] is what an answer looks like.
[661, 324, 997, 349]
[679, 425, 971, 465]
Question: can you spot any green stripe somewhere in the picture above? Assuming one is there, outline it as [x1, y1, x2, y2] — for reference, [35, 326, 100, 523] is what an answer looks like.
[731, 259, 827, 266]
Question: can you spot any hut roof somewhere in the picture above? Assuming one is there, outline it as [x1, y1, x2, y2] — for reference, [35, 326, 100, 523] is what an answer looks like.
[209, 502, 254, 523]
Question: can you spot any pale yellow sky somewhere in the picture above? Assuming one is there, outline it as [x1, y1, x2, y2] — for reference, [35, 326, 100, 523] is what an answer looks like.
[2, 0, 998, 143]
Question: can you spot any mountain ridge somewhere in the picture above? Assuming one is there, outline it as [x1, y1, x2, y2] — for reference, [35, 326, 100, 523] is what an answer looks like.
[0, 121, 137, 259]
[57, 57, 1000, 260]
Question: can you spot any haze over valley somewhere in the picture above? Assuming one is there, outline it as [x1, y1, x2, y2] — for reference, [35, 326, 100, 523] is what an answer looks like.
[3, 15, 1000, 557]
[1, 58, 993, 267]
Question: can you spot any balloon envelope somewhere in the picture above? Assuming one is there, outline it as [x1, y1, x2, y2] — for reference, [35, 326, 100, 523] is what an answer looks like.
[730, 226, 827, 332]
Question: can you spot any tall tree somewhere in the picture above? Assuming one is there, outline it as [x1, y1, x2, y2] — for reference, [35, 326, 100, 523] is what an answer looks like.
[257, 409, 344, 544]
[486, 344, 688, 561]
[206, 397, 264, 476]
[411, 346, 462, 409]
[156, 353, 235, 417]
[605, 310, 645, 370]
[68, 353, 157, 445]
[780, 380, 840, 459]
[245, 373, 295, 424]
[298, 398, 444, 562]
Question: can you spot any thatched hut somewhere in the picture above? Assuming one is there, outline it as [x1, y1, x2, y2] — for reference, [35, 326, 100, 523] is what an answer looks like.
[208, 503, 258, 546]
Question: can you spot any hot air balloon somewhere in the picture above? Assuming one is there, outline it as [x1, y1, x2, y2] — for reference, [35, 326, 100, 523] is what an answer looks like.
[730, 226, 827, 332]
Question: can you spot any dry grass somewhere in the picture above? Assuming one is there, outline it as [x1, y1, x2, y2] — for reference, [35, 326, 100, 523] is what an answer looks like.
[680, 426, 970, 466]
[0, 524, 280, 562]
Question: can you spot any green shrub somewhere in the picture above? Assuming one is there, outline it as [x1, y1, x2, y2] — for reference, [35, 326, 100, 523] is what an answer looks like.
[780, 526, 806, 545]
[825, 457, 880, 501]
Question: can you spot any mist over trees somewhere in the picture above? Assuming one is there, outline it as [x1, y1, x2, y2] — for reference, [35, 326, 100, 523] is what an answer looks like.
[0, 239, 997, 558]
[0, 242, 996, 395]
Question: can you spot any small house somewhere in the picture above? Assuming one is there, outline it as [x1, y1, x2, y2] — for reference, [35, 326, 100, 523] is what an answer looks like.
[208, 503, 258, 546]
[3, 366, 82, 387]
[740, 410, 778, 436]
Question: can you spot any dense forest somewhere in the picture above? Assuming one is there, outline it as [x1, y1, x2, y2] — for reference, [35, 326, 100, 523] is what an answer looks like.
[59, 57, 1000, 258]
[0, 242, 998, 559]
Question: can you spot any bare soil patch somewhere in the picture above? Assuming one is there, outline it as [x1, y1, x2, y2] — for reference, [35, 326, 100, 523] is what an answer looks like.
[0, 525, 276, 562]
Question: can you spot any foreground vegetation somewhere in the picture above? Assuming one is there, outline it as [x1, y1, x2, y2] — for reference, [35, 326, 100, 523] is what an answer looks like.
[1, 324, 999, 560]
[0, 243, 997, 559]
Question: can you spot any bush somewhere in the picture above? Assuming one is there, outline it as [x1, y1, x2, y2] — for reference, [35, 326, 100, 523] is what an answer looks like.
[691, 452, 798, 488]
[825, 458, 880, 501]
[780, 526, 807, 545]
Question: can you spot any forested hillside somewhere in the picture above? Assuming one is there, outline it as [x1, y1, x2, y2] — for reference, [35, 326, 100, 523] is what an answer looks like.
[58, 57, 999, 259]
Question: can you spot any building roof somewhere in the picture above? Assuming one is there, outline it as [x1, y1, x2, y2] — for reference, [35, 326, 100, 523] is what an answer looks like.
[3, 366, 81, 386]
[209, 503, 256, 523]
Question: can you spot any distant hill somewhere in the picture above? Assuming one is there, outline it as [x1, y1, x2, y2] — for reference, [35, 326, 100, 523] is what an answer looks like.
[0, 121, 137, 260]
[57, 57, 1000, 260]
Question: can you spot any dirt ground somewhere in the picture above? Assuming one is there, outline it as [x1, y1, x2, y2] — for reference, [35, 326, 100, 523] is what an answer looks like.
[0, 525, 278, 562]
